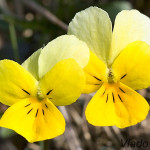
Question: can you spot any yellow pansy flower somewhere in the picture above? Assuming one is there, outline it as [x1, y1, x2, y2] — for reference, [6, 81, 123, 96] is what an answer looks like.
[0, 35, 89, 142]
[68, 7, 150, 128]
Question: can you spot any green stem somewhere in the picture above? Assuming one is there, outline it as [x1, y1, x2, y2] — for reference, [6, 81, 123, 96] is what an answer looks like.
[9, 22, 20, 62]
[40, 140, 49, 150]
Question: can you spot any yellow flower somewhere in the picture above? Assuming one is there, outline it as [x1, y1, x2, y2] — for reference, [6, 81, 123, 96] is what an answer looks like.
[68, 7, 150, 128]
[0, 35, 89, 142]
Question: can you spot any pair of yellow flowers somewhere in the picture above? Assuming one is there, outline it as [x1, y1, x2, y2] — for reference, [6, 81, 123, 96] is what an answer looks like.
[0, 7, 150, 142]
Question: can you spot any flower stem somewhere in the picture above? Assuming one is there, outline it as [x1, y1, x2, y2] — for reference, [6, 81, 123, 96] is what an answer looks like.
[9, 22, 20, 62]
[40, 140, 49, 150]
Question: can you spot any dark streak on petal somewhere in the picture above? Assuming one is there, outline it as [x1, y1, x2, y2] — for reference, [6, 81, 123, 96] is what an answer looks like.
[103, 89, 106, 95]
[118, 94, 123, 102]
[42, 109, 44, 115]
[22, 89, 30, 95]
[106, 94, 108, 103]
[46, 90, 53, 95]
[119, 87, 125, 93]
[93, 76, 101, 81]
[120, 74, 127, 80]
[27, 108, 33, 114]
[95, 84, 100, 85]
[45, 104, 48, 108]
[35, 109, 39, 117]
[25, 103, 31, 107]
[112, 92, 115, 103]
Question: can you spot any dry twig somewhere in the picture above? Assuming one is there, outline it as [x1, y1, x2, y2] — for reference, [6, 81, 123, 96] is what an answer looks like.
[21, 0, 68, 31]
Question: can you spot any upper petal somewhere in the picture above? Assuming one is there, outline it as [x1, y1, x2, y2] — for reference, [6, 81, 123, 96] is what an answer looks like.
[39, 58, 85, 106]
[109, 9, 150, 65]
[0, 98, 65, 142]
[22, 48, 42, 80]
[38, 35, 89, 79]
[112, 41, 150, 90]
[85, 82, 149, 128]
[0, 60, 37, 106]
[68, 7, 112, 64]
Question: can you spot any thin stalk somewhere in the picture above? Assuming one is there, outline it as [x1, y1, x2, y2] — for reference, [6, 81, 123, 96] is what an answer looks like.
[40, 140, 49, 150]
[9, 22, 20, 62]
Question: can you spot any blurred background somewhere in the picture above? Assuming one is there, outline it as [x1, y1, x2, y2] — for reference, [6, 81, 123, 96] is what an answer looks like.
[0, 0, 150, 150]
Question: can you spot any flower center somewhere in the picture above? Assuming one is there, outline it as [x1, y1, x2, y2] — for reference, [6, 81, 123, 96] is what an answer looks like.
[107, 68, 115, 83]
[36, 88, 53, 101]
[37, 89, 44, 101]
[21, 88, 53, 119]
[22, 87, 53, 102]
[107, 68, 127, 84]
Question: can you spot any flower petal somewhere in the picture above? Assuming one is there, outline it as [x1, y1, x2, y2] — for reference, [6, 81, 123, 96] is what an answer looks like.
[38, 35, 89, 79]
[109, 10, 150, 65]
[39, 58, 85, 106]
[0, 98, 65, 143]
[22, 48, 42, 80]
[0, 60, 37, 106]
[68, 7, 112, 64]
[83, 51, 107, 93]
[112, 41, 150, 90]
[85, 82, 149, 128]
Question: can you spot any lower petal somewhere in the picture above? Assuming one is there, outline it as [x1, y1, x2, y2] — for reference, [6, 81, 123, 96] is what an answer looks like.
[0, 98, 65, 142]
[85, 82, 149, 128]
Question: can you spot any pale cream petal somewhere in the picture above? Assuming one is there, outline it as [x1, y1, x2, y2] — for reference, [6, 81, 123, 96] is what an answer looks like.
[109, 10, 150, 65]
[68, 7, 112, 64]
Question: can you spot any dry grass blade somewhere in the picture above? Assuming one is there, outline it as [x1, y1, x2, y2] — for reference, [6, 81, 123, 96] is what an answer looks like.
[69, 106, 93, 150]
[59, 106, 83, 150]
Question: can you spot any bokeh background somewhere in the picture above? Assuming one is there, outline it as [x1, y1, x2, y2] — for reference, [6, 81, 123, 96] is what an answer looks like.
[0, 0, 150, 150]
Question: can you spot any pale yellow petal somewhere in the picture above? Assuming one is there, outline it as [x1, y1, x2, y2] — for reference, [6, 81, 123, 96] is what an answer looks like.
[38, 35, 89, 79]
[68, 7, 112, 64]
[22, 48, 42, 80]
[109, 9, 150, 65]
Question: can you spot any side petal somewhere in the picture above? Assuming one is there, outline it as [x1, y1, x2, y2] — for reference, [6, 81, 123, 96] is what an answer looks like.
[112, 41, 150, 90]
[38, 35, 89, 79]
[109, 9, 150, 65]
[22, 48, 42, 80]
[39, 58, 85, 106]
[0, 98, 65, 143]
[83, 51, 107, 93]
[68, 7, 112, 64]
[85, 83, 149, 128]
[0, 60, 37, 106]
